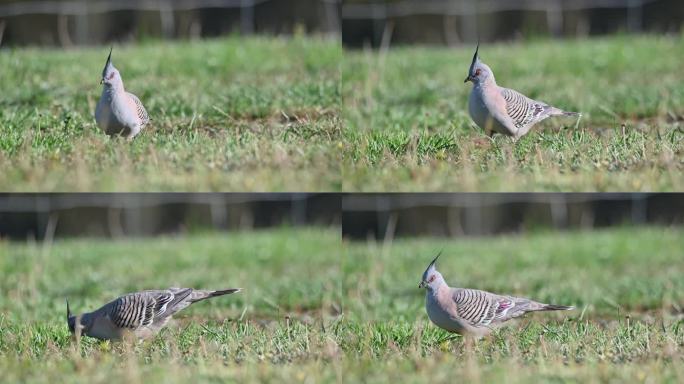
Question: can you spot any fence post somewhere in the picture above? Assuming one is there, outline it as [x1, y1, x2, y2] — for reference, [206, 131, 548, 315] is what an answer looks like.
[74, 0, 88, 45]
[627, 0, 643, 32]
[546, 0, 563, 37]
[160, 0, 175, 38]
[240, 0, 254, 35]
[462, 0, 478, 43]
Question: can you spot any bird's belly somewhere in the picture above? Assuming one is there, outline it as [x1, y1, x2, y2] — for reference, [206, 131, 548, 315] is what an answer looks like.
[426, 295, 464, 333]
[96, 99, 134, 136]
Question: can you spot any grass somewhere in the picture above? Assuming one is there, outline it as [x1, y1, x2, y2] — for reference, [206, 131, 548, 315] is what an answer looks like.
[0, 36, 341, 191]
[1, 226, 683, 382]
[340, 226, 684, 382]
[0, 227, 344, 382]
[343, 35, 684, 191]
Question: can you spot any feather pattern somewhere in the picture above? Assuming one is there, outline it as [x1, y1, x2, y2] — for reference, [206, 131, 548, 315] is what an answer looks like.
[500, 87, 551, 129]
[127, 92, 149, 127]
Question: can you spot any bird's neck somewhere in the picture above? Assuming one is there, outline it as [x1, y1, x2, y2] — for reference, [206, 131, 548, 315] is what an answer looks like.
[475, 77, 496, 90]
[428, 281, 450, 296]
[103, 82, 125, 96]
[77, 312, 93, 332]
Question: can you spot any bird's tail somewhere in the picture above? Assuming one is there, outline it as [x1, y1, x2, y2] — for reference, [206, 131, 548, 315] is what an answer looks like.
[549, 107, 580, 117]
[209, 288, 242, 297]
[540, 303, 574, 311]
[190, 288, 242, 302]
[549, 108, 582, 129]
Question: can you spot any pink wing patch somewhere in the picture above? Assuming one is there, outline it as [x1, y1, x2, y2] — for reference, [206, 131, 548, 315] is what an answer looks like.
[495, 299, 514, 316]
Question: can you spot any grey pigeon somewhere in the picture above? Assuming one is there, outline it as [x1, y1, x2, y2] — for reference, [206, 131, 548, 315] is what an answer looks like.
[67, 287, 241, 341]
[95, 46, 149, 140]
[419, 253, 573, 338]
[464, 43, 580, 139]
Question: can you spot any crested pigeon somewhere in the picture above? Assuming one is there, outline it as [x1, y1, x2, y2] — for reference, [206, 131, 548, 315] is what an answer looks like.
[464, 43, 580, 139]
[67, 287, 241, 341]
[95, 47, 149, 140]
[419, 253, 573, 339]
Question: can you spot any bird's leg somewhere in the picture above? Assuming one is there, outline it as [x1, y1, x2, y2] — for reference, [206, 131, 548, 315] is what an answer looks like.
[126, 125, 140, 141]
[463, 335, 475, 354]
[514, 124, 535, 140]
[574, 113, 583, 130]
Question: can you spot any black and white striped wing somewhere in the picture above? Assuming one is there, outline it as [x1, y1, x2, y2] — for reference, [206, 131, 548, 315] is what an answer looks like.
[453, 289, 531, 328]
[107, 291, 177, 330]
[500, 87, 551, 130]
[127, 92, 149, 127]
[453, 289, 498, 327]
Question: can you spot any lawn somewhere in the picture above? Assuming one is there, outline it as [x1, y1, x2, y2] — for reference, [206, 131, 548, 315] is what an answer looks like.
[2, 226, 682, 382]
[0, 228, 344, 382]
[340, 227, 684, 382]
[0, 36, 341, 191]
[343, 35, 684, 191]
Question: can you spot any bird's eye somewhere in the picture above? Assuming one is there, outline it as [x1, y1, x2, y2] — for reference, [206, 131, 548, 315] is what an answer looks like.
[428, 275, 435, 283]
[108, 72, 115, 80]
[475, 69, 482, 76]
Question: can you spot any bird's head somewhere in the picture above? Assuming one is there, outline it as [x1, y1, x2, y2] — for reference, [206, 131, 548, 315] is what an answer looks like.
[464, 42, 493, 85]
[101, 46, 122, 88]
[419, 251, 445, 291]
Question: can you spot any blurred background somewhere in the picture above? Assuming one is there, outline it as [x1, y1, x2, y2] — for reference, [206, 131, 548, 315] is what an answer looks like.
[342, 0, 684, 47]
[342, 193, 684, 239]
[0, 0, 340, 46]
[0, 193, 340, 240]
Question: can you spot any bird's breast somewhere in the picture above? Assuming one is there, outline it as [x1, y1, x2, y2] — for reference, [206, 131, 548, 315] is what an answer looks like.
[95, 91, 135, 135]
[87, 315, 125, 341]
[425, 292, 464, 333]
[468, 87, 513, 135]
[468, 88, 490, 129]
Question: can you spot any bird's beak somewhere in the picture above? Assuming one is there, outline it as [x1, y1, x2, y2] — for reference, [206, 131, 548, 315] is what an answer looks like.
[419, 281, 426, 288]
[100, 78, 104, 85]
[464, 75, 473, 83]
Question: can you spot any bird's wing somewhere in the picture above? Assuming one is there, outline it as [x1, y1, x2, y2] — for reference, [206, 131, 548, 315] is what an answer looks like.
[451, 288, 501, 327]
[500, 87, 552, 130]
[452, 289, 542, 327]
[126, 92, 149, 126]
[106, 289, 192, 329]
[487, 295, 548, 325]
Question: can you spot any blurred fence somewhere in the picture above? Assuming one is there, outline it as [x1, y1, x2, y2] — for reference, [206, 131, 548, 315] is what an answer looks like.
[0, 0, 340, 46]
[0, 193, 340, 240]
[342, 193, 684, 240]
[342, 0, 683, 47]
